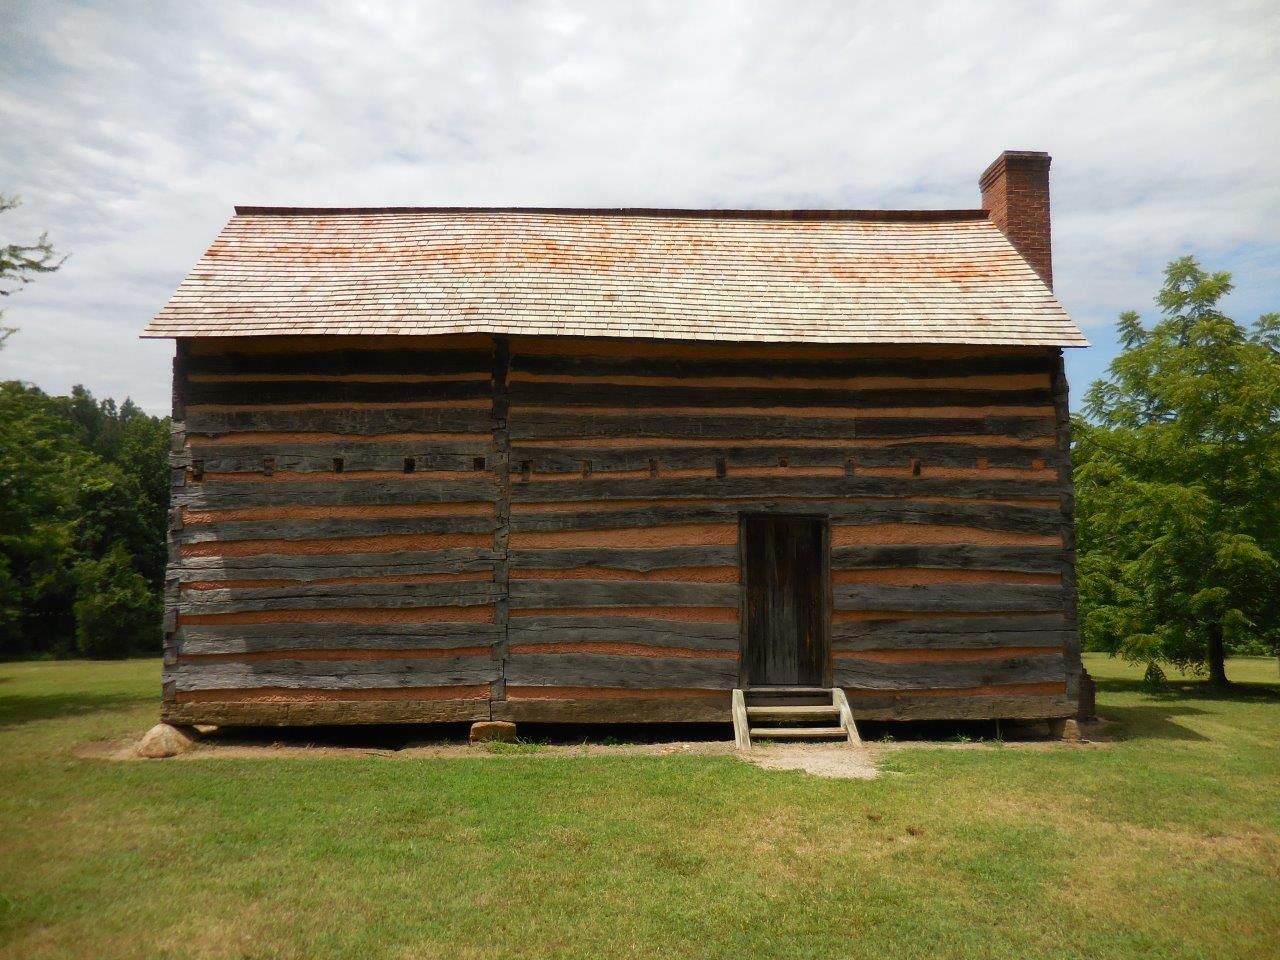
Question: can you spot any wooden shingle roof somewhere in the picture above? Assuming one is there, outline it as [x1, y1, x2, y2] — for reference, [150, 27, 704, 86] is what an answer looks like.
[143, 207, 1087, 346]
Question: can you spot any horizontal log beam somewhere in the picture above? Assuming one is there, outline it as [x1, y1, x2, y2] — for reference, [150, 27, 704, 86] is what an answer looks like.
[833, 654, 1065, 690]
[178, 582, 502, 615]
[175, 478, 498, 509]
[187, 379, 491, 406]
[186, 348, 494, 378]
[510, 475, 1059, 503]
[172, 657, 500, 691]
[170, 551, 500, 582]
[176, 623, 504, 656]
[831, 545, 1063, 572]
[186, 452, 490, 474]
[509, 580, 739, 608]
[835, 584, 1063, 612]
[508, 616, 739, 651]
[834, 614, 1071, 650]
[835, 631, 1073, 652]
[506, 546, 738, 571]
[510, 353, 1053, 381]
[163, 698, 491, 726]
[510, 503, 1062, 536]
[187, 408, 493, 437]
[492, 698, 729, 723]
[505, 654, 739, 689]
[834, 613, 1067, 638]
[180, 516, 497, 544]
[512, 443, 1061, 472]
[509, 413, 1056, 441]
[509, 383, 1055, 410]
[843, 693, 1075, 721]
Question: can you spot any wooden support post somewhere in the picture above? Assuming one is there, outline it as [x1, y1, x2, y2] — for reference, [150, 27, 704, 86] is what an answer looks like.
[731, 689, 751, 750]
[832, 687, 863, 747]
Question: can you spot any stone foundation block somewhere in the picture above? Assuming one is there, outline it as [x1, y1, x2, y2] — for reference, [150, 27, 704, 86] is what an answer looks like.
[136, 723, 198, 759]
[470, 720, 517, 743]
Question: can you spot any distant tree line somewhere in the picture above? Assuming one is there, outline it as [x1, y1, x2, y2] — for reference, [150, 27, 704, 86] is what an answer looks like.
[0, 383, 169, 658]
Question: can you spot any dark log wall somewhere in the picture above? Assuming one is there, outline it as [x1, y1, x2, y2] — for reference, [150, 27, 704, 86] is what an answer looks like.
[164, 335, 502, 725]
[500, 337, 1078, 723]
[162, 334, 1080, 726]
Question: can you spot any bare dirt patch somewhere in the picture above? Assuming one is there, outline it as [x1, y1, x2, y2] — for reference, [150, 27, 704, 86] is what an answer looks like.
[78, 717, 1111, 774]
[739, 743, 879, 779]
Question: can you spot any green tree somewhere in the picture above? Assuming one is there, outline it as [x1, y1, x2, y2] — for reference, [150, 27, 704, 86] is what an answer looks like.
[0, 382, 87, 655]
[0, 382, 170, 657]
[1, 195, 63, 346]
[72, 542, 160, 659]
[1075, 256, 1280, 685]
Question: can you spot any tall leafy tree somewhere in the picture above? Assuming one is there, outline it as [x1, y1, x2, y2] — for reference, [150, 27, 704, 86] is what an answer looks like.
[1075, 257, 1280, 685]
[0, 383, 169, 657]
[0, 383, 89, 655]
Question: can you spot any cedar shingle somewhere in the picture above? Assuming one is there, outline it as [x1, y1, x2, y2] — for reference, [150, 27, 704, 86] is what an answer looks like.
[143, 208, 1087, 346]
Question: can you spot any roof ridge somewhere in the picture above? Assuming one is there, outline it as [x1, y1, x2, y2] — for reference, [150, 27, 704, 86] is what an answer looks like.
[231, 205, 991, 222]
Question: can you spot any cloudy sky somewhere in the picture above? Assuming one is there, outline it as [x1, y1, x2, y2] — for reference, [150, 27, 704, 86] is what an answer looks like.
[1, 0, 1277, 413]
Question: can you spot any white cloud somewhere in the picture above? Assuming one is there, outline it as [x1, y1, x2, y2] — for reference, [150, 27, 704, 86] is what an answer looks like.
[1, 0, 1276, 411]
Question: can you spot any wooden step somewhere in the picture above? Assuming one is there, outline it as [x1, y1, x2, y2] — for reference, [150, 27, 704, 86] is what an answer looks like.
[746, 705, 839, 721]
[745, 687, 833, 706]
[746, 686, 830, 696]
[749, 726, 848, 740]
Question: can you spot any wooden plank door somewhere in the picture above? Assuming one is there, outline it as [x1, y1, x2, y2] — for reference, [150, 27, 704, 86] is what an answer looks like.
[742, 515, 829, 687]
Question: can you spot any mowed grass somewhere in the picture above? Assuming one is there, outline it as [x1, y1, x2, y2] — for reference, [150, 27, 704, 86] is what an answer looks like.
[1, 656, 1277, 960]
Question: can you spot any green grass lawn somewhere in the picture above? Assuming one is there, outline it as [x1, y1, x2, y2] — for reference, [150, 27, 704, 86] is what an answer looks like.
[1, 655, 1277, 960]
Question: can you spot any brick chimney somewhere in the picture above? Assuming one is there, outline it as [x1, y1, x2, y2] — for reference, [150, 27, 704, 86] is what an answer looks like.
[980, 150, 1053, 288]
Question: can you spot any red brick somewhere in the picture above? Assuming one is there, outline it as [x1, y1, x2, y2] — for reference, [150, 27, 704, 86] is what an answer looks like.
[980, 151, 1053, 288]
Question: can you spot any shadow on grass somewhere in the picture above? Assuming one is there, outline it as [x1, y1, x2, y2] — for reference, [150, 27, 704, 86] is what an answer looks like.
[0, 691, 155, 728]
[1094, 675, 1280, 742]
[1095, 703, 1212, 741]
[1096, 675, 1280, 703]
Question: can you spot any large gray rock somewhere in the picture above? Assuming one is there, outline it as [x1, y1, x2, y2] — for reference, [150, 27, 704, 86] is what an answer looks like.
[136, 723, 198, 759]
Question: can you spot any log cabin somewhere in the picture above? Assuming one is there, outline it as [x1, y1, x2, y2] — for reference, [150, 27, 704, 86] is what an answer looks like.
[143, 150, 1088, 740]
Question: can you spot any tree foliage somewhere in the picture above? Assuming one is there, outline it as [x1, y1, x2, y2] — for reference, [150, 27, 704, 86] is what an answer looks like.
[0, 382, 169, 658]
[1075, 256, 1280, 683]
[73, 542, 161, 659]
[0, 195, 63, 346]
